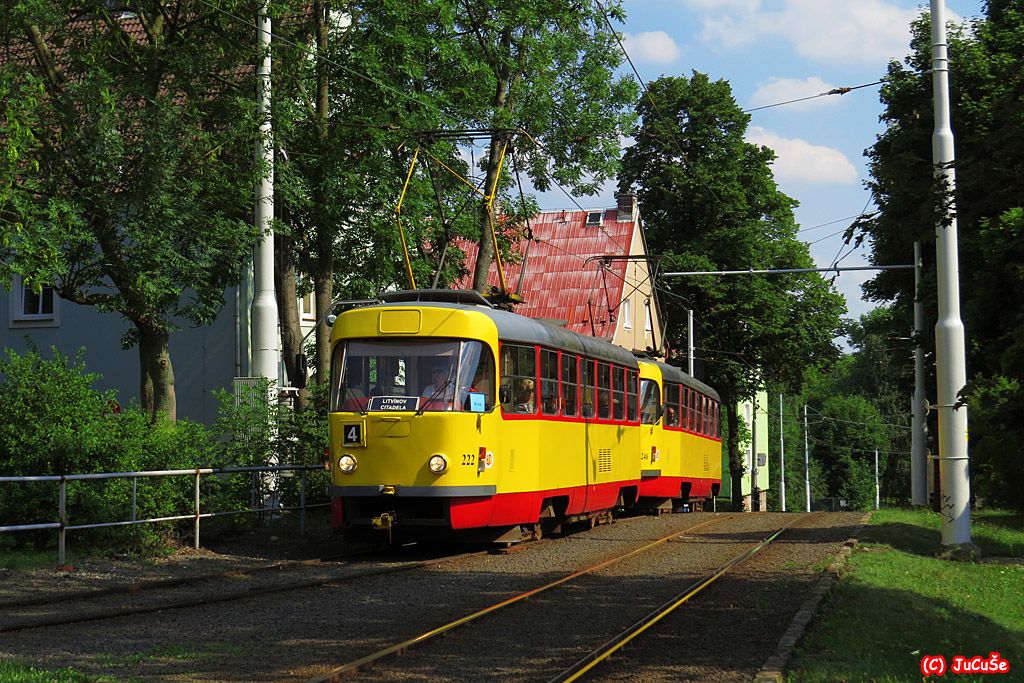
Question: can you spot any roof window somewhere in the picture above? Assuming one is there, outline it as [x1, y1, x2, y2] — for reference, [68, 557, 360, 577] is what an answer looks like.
[585, 211, 603, 226]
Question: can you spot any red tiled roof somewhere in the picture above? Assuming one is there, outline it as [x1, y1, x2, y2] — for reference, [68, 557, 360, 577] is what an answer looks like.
[457, 208, 636, 338]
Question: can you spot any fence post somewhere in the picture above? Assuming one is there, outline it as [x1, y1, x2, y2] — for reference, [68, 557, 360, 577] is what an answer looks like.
[251, 471, 259, 526]
[299, 469, 307, 537]
[58, 476, 67, 565]
[131, 477, 137, 522]
[194, 469, 201, 550]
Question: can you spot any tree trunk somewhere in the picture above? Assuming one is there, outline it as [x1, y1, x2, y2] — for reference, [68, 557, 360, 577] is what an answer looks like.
[137, 322, 176, 423]
[275, 232, 306, 406]
[472, 135, 507, 293]
[472, 45, 512, 294]
[725, 401, 745, 511]
[313, 273, 333, 382]
[312, 0, 333, 384]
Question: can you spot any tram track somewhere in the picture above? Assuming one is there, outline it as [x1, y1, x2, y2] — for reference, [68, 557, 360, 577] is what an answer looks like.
[0, 545, 488, 634]
[306, 513, 754, 682]
[0, 511, 864, 682]
[549, 514, 817, 682]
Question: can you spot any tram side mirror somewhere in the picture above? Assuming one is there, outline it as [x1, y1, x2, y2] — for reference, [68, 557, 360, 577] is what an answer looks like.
[499, 384, 511, 405]
[294, 353, 308, 389]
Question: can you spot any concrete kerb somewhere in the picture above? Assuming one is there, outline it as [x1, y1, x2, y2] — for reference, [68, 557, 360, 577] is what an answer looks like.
[752, 512, 873, 683]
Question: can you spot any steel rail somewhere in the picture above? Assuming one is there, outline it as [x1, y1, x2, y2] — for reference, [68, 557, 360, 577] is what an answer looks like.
[0, 549, 487, 634]
[306, 514, 737, 683]
[549, 512, 819, 682]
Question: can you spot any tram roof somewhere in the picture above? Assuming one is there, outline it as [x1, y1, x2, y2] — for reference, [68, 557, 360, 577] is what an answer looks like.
[369, 291, 639, 368]
[642, 359, 721, 401]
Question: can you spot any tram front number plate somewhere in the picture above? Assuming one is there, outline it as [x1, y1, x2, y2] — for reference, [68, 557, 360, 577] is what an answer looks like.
[342, 423, 363, 446]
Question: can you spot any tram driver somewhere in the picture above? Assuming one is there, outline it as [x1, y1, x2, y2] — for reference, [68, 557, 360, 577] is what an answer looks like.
[421, 363, 455, 409]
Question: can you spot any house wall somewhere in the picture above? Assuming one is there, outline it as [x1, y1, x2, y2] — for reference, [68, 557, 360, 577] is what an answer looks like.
[610, 223, 662, 355]
[719, 389, 770, 509]
[2, 282, 252, 424]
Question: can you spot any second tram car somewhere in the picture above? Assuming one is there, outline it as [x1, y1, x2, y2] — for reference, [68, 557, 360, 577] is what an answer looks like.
[327, 290, 721, 543]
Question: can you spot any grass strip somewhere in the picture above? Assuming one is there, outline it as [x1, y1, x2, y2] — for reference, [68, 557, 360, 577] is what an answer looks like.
[788, 508, 1024, 682]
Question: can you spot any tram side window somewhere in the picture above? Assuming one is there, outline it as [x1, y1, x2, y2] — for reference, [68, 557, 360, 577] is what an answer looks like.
[580, 359, 596, 417]
[700, 393, 708, 436]
[597, 362, 612, 420]
[562, 354, 579, 417]
[612, 366, 625, 421]
[712, 401, 720, 438]
[627, 370, 639, 422]
[501, 344, 537, 414]
[684, 387, 692, 430]
[679, 387, 688, 430]
[459, 341, 495, 412]
[639, 379, 661, 424]
[664, 383, 681, 427]
[540, 349, 559, 415]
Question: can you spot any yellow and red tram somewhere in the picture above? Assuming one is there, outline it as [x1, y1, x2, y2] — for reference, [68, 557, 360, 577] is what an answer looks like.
[326, 290, 721, 542]
[636, 360, 722, 511]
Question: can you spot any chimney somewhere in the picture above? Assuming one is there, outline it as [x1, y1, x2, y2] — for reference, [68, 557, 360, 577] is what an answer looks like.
[615, 192, 637, 222]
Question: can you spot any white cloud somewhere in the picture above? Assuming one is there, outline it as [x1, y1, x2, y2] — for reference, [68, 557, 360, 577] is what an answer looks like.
[749, 76, 842, 111]
[684, 0, 762, 11]
[690, 0, 928, 64]
[746, 127, 858, 185]
[622, 31, 681, 64]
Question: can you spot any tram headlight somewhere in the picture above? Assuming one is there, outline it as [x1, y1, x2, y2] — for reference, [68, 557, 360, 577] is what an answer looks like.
[338, 454, 358, 474]
[428, 454, 448, 474]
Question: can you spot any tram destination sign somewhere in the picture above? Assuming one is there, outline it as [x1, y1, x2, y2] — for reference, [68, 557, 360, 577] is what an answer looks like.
[368, 395, 419, 412]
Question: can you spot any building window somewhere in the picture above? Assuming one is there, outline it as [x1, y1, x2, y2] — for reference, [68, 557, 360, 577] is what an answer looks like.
[622, 298, 632, 330]
[644, 301, 653, 333]
[9, 276, 59, 328]
[585, 211, 603, 226]
[300, 291, 316, 322]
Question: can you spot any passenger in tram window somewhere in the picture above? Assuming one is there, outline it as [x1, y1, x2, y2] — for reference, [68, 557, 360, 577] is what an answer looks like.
[665, 406, 678, 427]
[514, 378, 536, 413]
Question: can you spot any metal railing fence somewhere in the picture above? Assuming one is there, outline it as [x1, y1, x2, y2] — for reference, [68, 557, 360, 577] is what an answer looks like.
[0, 464, 329, 564]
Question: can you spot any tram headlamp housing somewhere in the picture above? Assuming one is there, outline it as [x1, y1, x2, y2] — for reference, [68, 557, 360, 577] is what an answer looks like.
[338, 454, 358, 474]
[428, 454, 448, 474]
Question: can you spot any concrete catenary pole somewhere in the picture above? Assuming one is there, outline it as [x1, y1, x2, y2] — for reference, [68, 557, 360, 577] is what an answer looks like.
[875, 449, 880, 510]
[687, 309, 695, 376]
[930, 0, 971, 547]
[251, 1, 281, 384]
[912, 242, 928, 505]
[751, 393, 759, 511]
[803, 404, 811, 513]
[779, 393, 786, 512]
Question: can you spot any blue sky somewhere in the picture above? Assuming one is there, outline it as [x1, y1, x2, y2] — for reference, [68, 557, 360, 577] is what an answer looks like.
[534, 0, 984, 324]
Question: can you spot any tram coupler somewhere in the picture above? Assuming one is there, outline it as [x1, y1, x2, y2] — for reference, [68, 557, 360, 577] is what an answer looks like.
[371, 512, 396, 531]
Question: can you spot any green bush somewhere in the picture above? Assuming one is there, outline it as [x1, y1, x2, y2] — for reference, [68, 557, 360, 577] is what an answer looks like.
[0, 346, 211, 550]
[966, 375, 1024, 512]
[206, 379, 330, 517]
[0, 346, 330, 554]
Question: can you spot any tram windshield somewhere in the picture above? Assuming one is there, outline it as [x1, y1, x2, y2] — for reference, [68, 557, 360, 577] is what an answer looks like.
[639, 379, 661, 424]
[331, 338, 495, 413]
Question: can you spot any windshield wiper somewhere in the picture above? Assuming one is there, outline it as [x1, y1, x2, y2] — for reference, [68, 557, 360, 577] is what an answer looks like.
[416, 367, 455, 416]
[343, 384, 367, 416]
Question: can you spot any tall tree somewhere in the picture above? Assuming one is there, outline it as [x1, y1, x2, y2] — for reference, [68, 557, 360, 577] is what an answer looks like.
[272, 0, 481, 384]
[0, 1, 264, 421]
[618, 73, 846, 510]
[857, 4, 1024, 508]
[448, 0, 638, 294]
